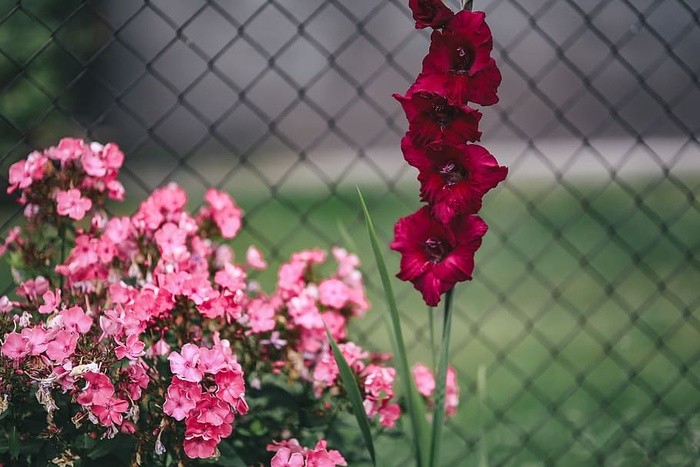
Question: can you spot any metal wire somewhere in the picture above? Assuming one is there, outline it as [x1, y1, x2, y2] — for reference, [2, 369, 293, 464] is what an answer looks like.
[1, 1, 699, 465]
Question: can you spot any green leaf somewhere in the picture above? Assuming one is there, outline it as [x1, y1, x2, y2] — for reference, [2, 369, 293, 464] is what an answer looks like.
[357, 189, 430, 467]
[325, 323, 377, 466]
[478, 364, 489, 467]
[8, 426, 19, 459]
[87, 439, 118, 460]
[429, 289, 455, 467]
[217, 441, 248, 467]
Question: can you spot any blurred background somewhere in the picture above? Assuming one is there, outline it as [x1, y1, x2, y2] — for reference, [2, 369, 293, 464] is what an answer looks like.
[1, 0, 699, 465]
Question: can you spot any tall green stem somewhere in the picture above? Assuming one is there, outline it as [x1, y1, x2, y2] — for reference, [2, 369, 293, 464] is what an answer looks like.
[429, 288, 455, 467]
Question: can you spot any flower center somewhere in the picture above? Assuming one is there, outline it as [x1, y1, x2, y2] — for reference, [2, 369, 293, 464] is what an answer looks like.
[431, 102, 454, 127]
[439, 161, 467, 187]
[452, 46, 474, 74]
[424, 237, 448, 263]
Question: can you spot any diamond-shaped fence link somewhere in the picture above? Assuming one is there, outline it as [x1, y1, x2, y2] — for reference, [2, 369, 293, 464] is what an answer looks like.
[1, 0, 699, 465]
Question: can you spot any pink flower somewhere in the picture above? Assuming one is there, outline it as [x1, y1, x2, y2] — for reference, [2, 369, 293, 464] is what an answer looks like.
[163, 378, 201, 421]
[48, 137, 86, 163]
[81, 148, 107, 177]
[22, 326, 48, 355]
[338, 342, 369, 373]
[56, 189, 92, 220]
[152, 338, 171, 356]
[364, 364, 396, 400]
[413, 363, 436, 397]
[190, 392, 233, 428]
[92, 396, 129, 426]
[205, 188, 242, 239]
[60, 306, 92, 334]
[445, 365, 460, 417]
[7, 151, 46, 193]
[78, 371, 115, 406]
[215, 368, 246, 407]
[104, 216, 131, 244]
[322, 311, 347, 342]
[246, 245, 267, 270]
[313, 356, 339, 396]
[197, 346, 227, 375]
[183, 435, 219, 459]
[246, 298, 277, 334]
[214, 263, 247, 292]
[390, 206, 487, 306]
[125, 363, 150, 400]
[45, 329, 79, 361]
[101, 142, 125, 170]
[271, 447, 305, 467]
[38, 289, 61, 314]
[311, 440, 347, 466]
[169, 344, 203, 383]
[1, 331, 29, 360]
[154, 222, 189, 262]
[318, 279, 350, 309]
[378, 402, 401, 428]
[114, 333, 146, 360]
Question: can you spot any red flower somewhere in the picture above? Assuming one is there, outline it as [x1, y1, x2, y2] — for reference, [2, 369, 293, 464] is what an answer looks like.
[401, 138, 507, 224]
[416, 10, 501, 106]
[394, 90, 482, 146]
[390, 206, 487, 306]
[409, 0, 454, 29]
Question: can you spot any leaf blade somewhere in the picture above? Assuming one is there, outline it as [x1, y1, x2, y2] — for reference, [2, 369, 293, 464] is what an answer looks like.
[325, 323, 377, 466]
[357, 188, 430, 467]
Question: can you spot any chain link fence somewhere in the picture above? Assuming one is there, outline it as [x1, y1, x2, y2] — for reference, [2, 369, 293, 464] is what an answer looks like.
[1, 0, 699, 465]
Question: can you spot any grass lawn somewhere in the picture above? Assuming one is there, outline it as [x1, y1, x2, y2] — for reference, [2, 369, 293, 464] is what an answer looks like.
[1, 172, 698, 466]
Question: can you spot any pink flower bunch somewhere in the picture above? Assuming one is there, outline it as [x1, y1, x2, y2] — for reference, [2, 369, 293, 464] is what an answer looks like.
[7, 137, 125, 220]
[311, 341, 401, 429]
[412, 362, 460, 417]
[268, 439, 347, 467]
[0, 138, 401, 465]
[391, 1, 508, 306]
[164, 340, 247, 459]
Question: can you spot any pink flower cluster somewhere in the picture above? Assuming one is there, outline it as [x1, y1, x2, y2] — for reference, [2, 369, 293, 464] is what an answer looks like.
[8, 137, 125, 220]
[165, 340, 247, 458]
[391, 1, 508, 306]
[412, 362, 460, 417]
[268, 439, 346, 467]
[0, 138, 402, 464]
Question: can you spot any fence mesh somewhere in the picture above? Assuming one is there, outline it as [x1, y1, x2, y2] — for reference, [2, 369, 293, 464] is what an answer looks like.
[1, 0, 699, 465]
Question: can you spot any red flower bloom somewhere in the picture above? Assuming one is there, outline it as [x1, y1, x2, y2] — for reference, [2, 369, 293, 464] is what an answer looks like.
[416, 10, 501, 106]
[401, 138, 507, 224]
[409, 0, 454, 29]
[390, 206, 487, 306]
[393, 90, 482, 146]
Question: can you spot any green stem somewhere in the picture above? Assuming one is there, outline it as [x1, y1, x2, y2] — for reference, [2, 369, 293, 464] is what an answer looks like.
[429, 288, 455, 467]
[429, 304, 437, 372]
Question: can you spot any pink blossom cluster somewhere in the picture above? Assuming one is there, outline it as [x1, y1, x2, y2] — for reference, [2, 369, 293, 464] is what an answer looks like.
[164, 339, 247, 459]
[8, 137, 125, 220]
[268, 438, 346, 467]
[0, 138, 406, 464]
[412, 362, 460, 417]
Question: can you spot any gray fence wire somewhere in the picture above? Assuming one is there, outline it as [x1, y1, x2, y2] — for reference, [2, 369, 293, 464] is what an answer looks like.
[1, 0, 699, 465]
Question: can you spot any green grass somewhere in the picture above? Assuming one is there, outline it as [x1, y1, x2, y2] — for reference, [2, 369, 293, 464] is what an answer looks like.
[1, 173, 699, 466]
